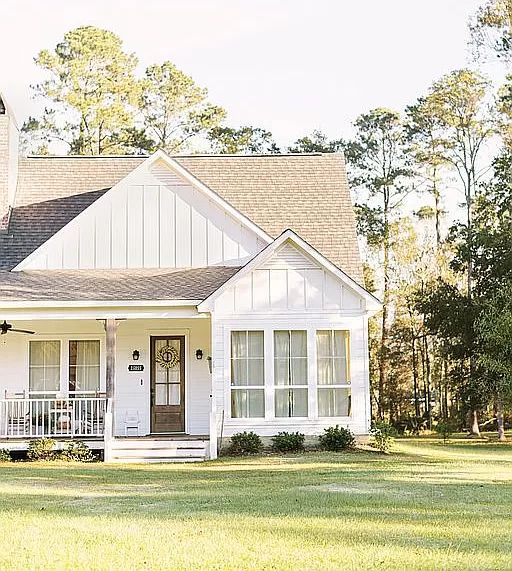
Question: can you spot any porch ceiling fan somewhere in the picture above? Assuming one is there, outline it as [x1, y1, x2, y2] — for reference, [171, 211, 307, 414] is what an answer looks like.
[0, 321, 35, 335]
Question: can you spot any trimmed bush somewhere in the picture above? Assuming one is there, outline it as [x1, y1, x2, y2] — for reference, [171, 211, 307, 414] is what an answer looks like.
[229, 431, 263, 455]
[0, 449, 11, 462]
[27, 438, 57, 461]
[61, 441, 95, 462]
[370, 421, 396, 453]
[272, 432, 305, 453]
[319, 425, 355, 451]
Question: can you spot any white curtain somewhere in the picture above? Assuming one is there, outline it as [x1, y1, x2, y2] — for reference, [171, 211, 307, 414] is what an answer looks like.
[70, 340, 100, 392]
[29, 341, 60, 393]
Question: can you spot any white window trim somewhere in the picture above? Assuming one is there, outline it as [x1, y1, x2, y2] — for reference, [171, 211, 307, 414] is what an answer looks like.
[225, 324, 354, 423]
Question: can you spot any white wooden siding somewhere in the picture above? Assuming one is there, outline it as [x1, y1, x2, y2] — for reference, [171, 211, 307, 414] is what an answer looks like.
[214, 242, 363, 314]
[16, 160, 264, 270]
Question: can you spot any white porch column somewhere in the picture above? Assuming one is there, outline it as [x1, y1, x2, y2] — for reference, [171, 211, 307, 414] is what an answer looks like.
[209, 389, 218, 459]
[103, 318, 120, 461]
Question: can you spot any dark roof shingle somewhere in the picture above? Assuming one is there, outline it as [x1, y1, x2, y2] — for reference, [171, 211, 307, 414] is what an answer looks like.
[0, 267, 240, 302]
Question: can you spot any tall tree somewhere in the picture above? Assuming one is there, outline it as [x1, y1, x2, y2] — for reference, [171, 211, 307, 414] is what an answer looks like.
[23, 26, 142, 155]
[405, 98, 448, 246]
[288, 130, 343, 153]
[139, 61, 225, 153]
[343, 108, 412, 420]
[208, 126, 279, 154]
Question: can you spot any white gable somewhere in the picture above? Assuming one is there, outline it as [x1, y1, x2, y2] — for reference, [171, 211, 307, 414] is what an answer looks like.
[15, 157, 268, 271]
[212, 240, 365, 314]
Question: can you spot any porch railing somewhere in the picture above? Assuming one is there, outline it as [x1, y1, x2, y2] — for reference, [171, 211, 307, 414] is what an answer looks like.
[0, 397, 106, 438]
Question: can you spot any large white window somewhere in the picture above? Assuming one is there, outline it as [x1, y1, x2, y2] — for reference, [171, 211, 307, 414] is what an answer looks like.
[230, 331, 265, 418]
[29, 340, 61, 395]
[274, 330, 308, 417]
[316, 330, 351, 416]
[68, 340, 101, 393]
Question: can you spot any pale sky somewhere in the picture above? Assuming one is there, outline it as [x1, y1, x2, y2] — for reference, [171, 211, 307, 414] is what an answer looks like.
[0, 0, 486, 148]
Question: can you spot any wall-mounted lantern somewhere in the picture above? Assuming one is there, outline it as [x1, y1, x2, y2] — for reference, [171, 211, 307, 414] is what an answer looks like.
[132, 349, 140, 361]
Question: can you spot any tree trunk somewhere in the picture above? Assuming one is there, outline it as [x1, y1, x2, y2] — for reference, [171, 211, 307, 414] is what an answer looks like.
[378, 193, 391, 420]
[470, 409, 481, 437]
[497, 397, 506, 442]
[423, 335, 432, 429]
[412, 336, 420, 419]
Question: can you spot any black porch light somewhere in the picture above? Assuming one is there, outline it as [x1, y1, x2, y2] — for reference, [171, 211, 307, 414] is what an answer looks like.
[132, 349, 140, 361]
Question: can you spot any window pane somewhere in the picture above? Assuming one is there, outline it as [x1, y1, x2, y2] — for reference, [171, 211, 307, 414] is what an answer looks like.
[156, 384, 167, 405]
[318, 388, 351, 417]
[317, 358, 333, 385]
[231, 389, 264, 418]
[334, 331, 348, 358]
[248, 331, 264, 358]
[231, 359, 247, 386]
[231, 389, 247, 418]
[248, 358, 264, 386]
[29, 341, 60, 393]
[248, 389, 264, 417]
[316, 331, 331, 358]
[274, 331, 290, 359]
[274, 358, 289, 386]
[69, 340, 100, 392]
[291, 358, 307, 385]
[290, 331, 307, 358]
[169, 384, 180, 405]
[231, 332, 247, 358]
[275, 388, 308, 417]
[333, 358, 348, 384]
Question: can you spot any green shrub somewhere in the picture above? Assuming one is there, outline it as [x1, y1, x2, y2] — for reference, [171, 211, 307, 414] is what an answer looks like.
[229, 431, 263, 455]
[61, 441, 95, 462]
[370, 421, 396, 453]
[319, 425, 355, 451]
[27, 438, 57, 461]
[0, 449, 11, 462]
[271, 432, 305, 453]
[434, 420, 455, 444]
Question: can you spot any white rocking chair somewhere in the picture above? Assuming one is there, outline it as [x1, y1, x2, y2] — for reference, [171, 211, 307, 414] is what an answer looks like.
[123, 410, 140, 436]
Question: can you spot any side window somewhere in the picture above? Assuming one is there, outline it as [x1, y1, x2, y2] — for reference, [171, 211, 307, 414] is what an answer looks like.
[29, 340, 61, 396]
[274, 330, 308, 417]
[230, 331, 265, 418]
[316, 330, 351, 416]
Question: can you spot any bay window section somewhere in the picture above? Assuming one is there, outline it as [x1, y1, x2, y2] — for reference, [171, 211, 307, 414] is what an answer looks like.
[29, 340, 61, 396]
[317, 330, 351, 416]
[230, 331, 265, 418]
[69, 340, 101, 394]
[274, 330, 308, 417]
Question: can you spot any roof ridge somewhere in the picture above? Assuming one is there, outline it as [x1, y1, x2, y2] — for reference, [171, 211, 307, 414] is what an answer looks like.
[24, 152, 338, 160]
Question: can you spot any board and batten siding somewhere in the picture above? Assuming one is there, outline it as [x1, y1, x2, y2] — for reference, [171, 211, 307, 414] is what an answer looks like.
[16, 160, 265, 270]
[209, 242, 371, 437]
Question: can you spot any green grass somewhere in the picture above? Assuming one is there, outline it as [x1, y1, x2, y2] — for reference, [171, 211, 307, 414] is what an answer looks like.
[0, 437, 511, 570]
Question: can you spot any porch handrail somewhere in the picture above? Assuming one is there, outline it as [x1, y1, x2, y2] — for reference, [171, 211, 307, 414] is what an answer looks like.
[0, 396, 106, 439]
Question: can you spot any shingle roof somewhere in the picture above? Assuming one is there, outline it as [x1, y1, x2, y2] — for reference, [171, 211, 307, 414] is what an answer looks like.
[0, 267, 240, 302]
[0, 153, 362, 283]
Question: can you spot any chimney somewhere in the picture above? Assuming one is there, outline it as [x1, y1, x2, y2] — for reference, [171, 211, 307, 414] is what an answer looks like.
[0, 93, 19, 232]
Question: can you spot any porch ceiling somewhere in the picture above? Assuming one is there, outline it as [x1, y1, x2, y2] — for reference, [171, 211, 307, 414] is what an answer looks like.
[0, 267, 240, 302]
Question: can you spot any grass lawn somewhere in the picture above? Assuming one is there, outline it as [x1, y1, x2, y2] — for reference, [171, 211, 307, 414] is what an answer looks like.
[0, 437, 511, 570]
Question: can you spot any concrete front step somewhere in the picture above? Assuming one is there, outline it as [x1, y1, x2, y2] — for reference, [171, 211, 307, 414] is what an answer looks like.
[108, 437, 208, 463]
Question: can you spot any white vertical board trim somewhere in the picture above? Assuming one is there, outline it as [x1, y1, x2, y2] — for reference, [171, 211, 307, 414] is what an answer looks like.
[14, 160, 264, 271]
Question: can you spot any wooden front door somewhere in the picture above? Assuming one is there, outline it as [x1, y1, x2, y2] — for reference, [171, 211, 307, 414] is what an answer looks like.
[151, 336, 185, 433]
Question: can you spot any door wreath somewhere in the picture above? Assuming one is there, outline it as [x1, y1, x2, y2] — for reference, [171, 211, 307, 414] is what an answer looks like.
[156, 345, 180, 369]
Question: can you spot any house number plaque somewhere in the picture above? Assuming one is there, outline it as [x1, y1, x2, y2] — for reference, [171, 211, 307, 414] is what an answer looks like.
[128, 364, 144, 372]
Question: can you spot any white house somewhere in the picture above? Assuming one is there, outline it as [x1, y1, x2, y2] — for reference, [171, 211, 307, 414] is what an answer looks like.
[0, 94, 380, 462]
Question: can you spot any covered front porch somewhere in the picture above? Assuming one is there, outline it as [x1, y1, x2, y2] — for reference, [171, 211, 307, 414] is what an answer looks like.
[0, 309, 216, 460]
